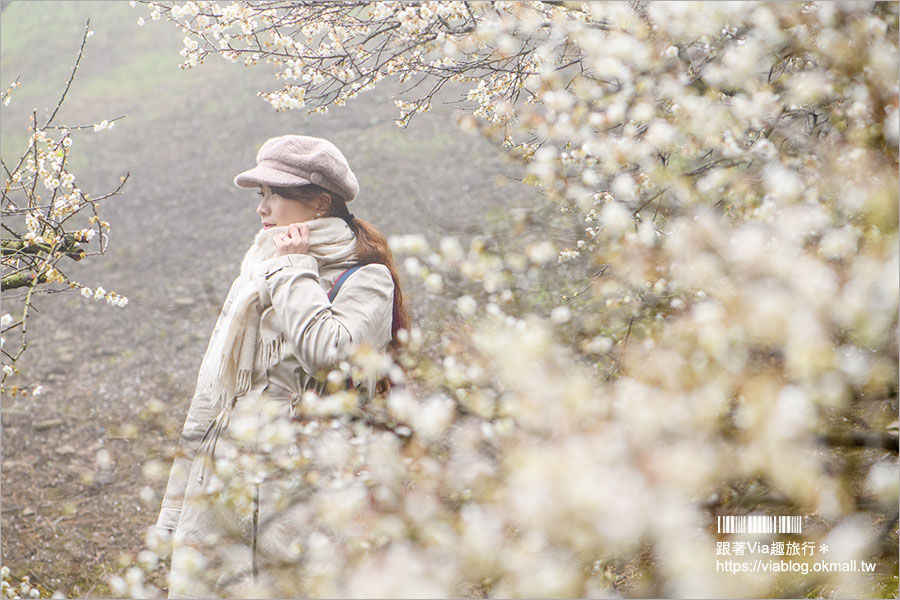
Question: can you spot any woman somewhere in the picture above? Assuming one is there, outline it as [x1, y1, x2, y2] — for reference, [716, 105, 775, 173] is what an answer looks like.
[157, 135, 408, 598]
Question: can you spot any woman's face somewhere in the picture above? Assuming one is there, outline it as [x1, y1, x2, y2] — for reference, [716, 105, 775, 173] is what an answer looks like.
[256, 184, 320, 229]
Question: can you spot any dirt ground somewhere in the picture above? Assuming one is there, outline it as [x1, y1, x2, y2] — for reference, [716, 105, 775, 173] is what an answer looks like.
[0, 2, 533, 596]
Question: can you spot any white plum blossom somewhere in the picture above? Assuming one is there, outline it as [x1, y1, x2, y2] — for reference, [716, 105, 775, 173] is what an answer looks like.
[865, 460, 899, 506]
[439, 236, 464, 263]
[403, 256, 422, 276]
[93, 119, 114, 132]
[550, 305, 571, 324]
[525, 240, 555, 264]
[456, 295, 477, 317]
[600, 202, 631, 236]
[424, 272, 443, 293]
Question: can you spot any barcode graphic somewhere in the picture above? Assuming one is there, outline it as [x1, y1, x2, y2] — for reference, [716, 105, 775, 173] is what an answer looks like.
[717, 515, 802, 534]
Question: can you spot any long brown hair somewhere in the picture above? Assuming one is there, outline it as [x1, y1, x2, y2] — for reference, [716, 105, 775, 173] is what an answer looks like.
[271, 184, 410, 355]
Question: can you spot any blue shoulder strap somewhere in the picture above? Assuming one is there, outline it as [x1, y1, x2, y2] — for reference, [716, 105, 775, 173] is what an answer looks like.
[327, 265, 363, 303]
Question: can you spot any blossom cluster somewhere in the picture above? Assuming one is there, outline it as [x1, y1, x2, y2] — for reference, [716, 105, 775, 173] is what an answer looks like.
[1, 33, 130, 389]
[0, 566, 59, 599]
[1, 79, 20, 106]
[79, 285, 129, 308]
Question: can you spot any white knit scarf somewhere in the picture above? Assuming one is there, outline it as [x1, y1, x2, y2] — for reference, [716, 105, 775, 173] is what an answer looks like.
[194, 217, 358, 409]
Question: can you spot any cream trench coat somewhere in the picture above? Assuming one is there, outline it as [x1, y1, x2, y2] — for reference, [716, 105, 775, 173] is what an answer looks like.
[158, 251, 394, 599]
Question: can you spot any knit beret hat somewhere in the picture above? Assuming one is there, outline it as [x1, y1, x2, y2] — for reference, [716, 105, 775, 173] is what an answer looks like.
[234, 135, 359, 202]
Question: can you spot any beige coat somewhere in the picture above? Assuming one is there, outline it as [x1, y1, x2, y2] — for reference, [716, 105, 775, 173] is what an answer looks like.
[158, 252, 394, 598]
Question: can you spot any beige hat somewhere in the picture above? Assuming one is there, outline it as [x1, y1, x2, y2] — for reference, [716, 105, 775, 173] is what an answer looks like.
[234, 135, 359, 202]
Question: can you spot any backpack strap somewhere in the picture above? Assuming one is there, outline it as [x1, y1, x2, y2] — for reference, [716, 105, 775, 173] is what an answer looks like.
[327, 264, 363, 303]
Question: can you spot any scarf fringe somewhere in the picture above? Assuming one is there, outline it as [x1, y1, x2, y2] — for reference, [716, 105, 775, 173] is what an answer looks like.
[235, 369, 252, 398]
[261, 333, 287, 368]
[197, 367, 229, 409]
[199, 333, 287, 408]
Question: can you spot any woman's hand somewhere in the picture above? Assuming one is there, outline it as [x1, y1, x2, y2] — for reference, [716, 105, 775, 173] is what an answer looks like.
[274, 222, 310, 256]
